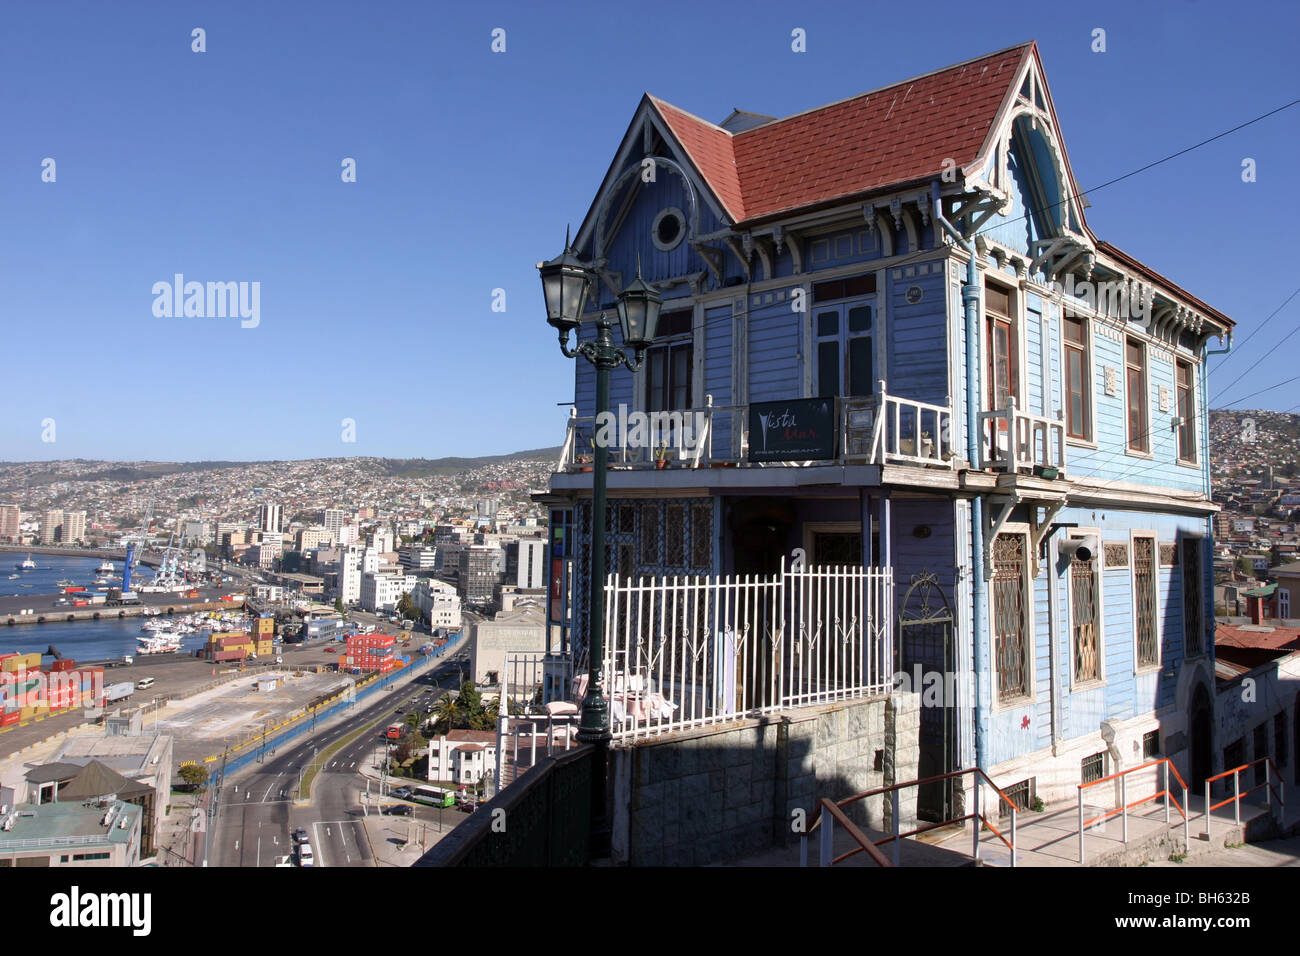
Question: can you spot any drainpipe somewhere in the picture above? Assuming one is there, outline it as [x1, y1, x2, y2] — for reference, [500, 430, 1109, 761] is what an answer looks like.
[933, 180, 988, 771]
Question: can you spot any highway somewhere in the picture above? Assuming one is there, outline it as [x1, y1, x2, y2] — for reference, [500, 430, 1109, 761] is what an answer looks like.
[210, 648, 468, 867]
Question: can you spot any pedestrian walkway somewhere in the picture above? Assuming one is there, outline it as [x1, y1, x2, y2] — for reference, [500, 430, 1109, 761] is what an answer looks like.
[730, 791, 1295, 867]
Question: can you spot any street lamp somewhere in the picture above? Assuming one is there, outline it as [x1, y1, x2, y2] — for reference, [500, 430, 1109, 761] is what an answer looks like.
[538, 233, 662, 856]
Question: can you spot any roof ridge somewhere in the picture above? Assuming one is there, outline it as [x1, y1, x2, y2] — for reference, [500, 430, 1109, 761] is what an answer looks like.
[730, 41, 1034, 137]
[646, 94, 734, 137]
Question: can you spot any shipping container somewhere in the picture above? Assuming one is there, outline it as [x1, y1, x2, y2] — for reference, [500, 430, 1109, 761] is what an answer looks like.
[0, 711, 19, 726]
[51, 659, 76, 672]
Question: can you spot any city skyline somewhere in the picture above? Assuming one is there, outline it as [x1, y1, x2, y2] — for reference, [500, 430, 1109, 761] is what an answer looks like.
[2, 1, 1295, 463]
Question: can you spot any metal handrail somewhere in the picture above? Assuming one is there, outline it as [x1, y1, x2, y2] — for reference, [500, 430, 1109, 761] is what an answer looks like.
[1203, 757, 1285, 840]
[802, 766, 1019, 867]
[812, 798, 894, 867]
[1076, 757, 1189, 863]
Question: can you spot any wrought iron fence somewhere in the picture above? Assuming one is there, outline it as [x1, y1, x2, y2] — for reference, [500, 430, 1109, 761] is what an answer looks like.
[600, 559, 893, 741]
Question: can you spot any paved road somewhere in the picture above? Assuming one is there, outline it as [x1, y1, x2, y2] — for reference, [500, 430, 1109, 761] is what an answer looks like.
[210, 650, 466, 867]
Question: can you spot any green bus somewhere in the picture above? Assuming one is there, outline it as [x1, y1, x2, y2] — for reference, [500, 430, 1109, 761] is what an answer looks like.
[410, 785, 456, 808]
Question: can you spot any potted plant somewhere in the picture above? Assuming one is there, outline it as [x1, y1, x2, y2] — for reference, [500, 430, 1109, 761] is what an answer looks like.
[653, 442, 670, 469]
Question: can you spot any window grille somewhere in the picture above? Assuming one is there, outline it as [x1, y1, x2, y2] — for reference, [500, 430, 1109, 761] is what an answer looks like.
[1081, 751, 1106, 784]
[993, 534, 1029, 701]
[1143, 730, 1160, 759]
[1182, 538, 1204, 656]
[1134, 537, 1158, 667]
[999, 778, 1035, 819]
[1071, 547, 1100, 682]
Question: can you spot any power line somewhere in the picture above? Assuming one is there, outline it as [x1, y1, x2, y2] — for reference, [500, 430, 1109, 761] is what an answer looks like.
[972, 98, 1300, 242]
[1208, 285, 1300, 379]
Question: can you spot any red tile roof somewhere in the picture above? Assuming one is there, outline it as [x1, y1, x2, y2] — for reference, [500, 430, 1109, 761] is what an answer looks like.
[651, 43, 1033, 227]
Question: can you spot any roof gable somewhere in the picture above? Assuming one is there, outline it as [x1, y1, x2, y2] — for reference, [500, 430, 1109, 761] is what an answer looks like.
[646, 44, 1033, 227]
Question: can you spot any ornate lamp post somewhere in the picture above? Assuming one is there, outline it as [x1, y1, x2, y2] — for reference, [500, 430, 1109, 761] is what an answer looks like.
[539, 234, 661, 855]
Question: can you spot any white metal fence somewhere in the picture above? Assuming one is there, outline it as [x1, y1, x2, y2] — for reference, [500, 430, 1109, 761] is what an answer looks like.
[601, 559, 893, 741]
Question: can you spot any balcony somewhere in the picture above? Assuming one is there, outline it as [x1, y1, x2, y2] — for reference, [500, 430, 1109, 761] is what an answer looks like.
[977, 397, 1068, 477]
[555, 382, 956, 474]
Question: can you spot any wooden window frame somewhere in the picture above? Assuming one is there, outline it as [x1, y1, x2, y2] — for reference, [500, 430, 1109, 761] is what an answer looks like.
[1067, 527, 1105, 689]
[991, 527, 1034, 708]
[984, 280, 1021, 415]
[812, 295, 875, 400]
[1176, 359, 1197, 464]
[1062, 315, 1093, 442]
[1125, 337, 1150, 455]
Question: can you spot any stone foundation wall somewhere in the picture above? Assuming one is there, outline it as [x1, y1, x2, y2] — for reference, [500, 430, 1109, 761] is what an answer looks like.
[610, 692, 920, 866]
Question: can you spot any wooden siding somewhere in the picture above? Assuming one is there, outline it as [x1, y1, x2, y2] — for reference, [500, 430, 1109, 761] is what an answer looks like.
[594, 166, 724, 299]
[747, 288, 803, 403]
[885, 262, 948, 405]
[988, 506, 1203, 761]
[704, 303, 734, 453]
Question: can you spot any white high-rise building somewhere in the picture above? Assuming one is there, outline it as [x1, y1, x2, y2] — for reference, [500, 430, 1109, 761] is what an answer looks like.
[40, 509, 63, 545]
[515, 539, 545, 590]
[61, 511, 87, 545]
[0, 505, 20, 542]
[259, 502, 282, 533]
[323, 508, 346, 542]
[338, 546, 364, 606]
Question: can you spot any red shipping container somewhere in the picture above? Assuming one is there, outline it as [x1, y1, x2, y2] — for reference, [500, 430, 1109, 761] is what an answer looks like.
[1, 711, 18, 726]
[51, 659, 76, 672]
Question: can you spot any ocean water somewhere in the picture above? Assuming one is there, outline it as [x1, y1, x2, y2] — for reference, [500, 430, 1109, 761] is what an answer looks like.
[0, 554, 186, 663]
[2, 554, 154, 598]
[0, 617, 214, 663]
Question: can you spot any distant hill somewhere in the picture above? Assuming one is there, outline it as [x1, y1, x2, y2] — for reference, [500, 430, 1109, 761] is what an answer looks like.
[373, 449, 562, 477]
[2, 449, 562, 483]
[1209, 409, 1300, 481]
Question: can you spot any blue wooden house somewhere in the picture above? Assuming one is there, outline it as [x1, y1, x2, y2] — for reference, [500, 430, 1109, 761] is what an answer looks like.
[537, 42, 1233, 813]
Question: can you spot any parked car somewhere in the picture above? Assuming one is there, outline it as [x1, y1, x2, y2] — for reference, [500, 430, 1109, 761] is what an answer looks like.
[324, 647, 336, 653]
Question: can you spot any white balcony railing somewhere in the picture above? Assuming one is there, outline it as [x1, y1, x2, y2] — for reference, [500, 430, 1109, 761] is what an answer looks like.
[556, 383, 956, 472]
[978, 397, 1068, 475]
[598, 560, 893, 741]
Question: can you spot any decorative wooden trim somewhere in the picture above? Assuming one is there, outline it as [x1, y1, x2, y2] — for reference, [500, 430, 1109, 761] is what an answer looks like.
[1104, 542, 1129, 569]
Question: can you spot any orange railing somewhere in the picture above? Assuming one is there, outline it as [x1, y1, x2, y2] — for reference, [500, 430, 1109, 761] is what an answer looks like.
[801, 767, 1020, 867]
[1203, 757, 1285, 840]
[1077, 757, 1188, 864]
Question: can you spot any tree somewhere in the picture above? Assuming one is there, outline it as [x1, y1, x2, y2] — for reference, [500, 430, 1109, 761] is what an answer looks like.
[397, 592, 419, 622]
[458, 681, 482, 714]
[334, 597, 344, 613]
[1236, 556, 1255, 577]
[431, 696, 460, 735]
[178, 764, 209, 791]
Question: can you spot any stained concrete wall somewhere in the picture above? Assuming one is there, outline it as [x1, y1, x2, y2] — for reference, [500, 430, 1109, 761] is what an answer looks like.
[610, 692, 920, 866]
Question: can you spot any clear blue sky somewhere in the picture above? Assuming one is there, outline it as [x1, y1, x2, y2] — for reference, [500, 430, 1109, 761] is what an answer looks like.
[1, 0, 1296, 462]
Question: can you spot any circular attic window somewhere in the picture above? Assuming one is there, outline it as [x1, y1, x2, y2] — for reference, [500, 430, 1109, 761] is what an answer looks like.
[651, 207, 686, 252]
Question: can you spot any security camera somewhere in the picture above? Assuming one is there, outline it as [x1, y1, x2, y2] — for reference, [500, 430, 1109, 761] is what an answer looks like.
[1058, 536, 1098, 562]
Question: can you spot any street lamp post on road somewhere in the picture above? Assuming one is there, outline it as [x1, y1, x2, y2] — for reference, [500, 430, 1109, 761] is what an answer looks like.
[538, 234, 662, 857]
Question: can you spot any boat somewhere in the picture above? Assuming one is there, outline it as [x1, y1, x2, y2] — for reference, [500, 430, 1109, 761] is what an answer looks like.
[56, 578, 75, 587]
[16, 555, 36, 570]
[6, 574, 17, 580]
[137, 633, 184, 654]
[97, 561, 115, 573]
